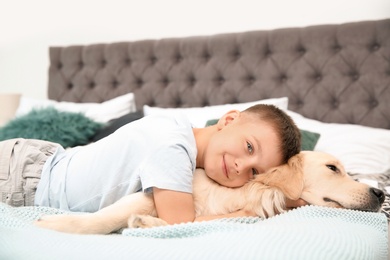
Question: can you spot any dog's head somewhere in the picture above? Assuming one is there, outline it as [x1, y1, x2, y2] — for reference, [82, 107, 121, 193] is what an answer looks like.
[256, 151, 385, 212]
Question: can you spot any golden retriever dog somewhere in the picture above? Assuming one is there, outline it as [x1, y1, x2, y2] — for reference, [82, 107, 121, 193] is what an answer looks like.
[35, 151, 385, 234]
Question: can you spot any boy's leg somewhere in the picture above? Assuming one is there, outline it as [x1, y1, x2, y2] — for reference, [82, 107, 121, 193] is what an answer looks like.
[35, 192, 156, 234]
[0, 138, 59, 207]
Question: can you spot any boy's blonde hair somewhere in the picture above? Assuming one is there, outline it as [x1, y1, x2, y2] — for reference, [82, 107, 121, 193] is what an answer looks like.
[243, 104, 301, 163]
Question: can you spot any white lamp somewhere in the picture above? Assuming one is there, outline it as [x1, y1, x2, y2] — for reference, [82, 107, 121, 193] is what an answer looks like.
[0, 93, 21, 127]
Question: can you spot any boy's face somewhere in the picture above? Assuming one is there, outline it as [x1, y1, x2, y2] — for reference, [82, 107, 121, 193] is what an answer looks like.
[203, 111, 283, 188]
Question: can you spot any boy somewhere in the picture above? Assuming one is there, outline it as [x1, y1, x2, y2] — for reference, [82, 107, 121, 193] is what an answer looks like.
[0, 104, 301, 226]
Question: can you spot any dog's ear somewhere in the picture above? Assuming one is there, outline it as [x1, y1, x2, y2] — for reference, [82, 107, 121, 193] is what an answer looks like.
[255, 154, 304, 200]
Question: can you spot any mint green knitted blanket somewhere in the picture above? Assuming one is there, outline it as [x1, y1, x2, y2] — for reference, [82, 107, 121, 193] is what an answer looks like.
[0, 203, 387, 260]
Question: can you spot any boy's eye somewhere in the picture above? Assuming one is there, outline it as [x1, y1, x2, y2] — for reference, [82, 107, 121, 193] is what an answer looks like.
[247, 142, 258, 177]
[246, 141, 254, 154]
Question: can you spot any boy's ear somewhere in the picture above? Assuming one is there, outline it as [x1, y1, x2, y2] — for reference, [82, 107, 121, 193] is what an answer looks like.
[217, 110, 240, 129]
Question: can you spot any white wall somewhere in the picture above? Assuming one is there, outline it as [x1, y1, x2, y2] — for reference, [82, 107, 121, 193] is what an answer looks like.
[1, 0, 389, 99]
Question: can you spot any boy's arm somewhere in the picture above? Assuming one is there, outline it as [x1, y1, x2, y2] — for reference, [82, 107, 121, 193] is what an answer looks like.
[195, 198, 308, 222]
[194, 210, 257, 222]
[285, 198, 307, 209]
[153, 188, 254, 224]
[152, 188, 307, 224]
[153, 187, 196, 224]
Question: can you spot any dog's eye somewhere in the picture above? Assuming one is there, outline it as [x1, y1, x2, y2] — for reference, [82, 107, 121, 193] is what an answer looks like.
[326, 164, 338, 172]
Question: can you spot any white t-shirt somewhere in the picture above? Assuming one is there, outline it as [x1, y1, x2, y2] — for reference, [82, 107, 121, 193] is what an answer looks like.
[35, 114, 197, 212]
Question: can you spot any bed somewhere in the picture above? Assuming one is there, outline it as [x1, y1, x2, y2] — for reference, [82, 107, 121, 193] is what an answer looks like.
[1, 19, 389, 259]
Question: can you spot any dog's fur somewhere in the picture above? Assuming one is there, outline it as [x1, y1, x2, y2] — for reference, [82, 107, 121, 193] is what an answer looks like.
[35, 151, 385, 233]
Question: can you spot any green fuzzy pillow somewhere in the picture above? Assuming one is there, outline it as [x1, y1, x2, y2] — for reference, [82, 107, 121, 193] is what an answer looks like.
[0, 107, 104, 148]
[299, 129, 321, 151]
[205, 119, 320, 151]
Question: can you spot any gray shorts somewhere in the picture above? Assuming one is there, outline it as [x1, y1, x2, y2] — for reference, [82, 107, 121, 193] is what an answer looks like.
[0, 138, 59, 207]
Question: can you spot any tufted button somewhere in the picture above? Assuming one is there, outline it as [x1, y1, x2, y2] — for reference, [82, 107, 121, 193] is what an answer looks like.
[150, 56, 157, 64]
[370, 100, 378, 107]
[67, 83, 73, 89]
[79, 61, 84, 67]
[314, 73, 322, 81]
[280, 74, 288, 83]
[176, 55, 183, 63]
[57, 63, 63, 69]
[332, 100, 339, 108]
[175, 98, 182, 107]
[296, 100, 304, 108]
[112, 80, 119, 88]
[333, 45, 342, 52]
[200, 100, 208, 106]
[218, 76, 225, 85]
[101, 60, 107, 67]
[136, 78, 144, 87]
[231, 98, 238, 104]
[233, 49, 241, 59]
[188, 76, 196, 86]
[264, 48, 272, 57]
[371, 43, 380, 51]
[162, 77, 169, 85]
[203, 52, 211, 62]
[247, 75, 255, 84]
[89, 82, 95, 89]
[297, 46, 306, 55]
[125, 58, 131, 65]
[351, 72, 359, 81]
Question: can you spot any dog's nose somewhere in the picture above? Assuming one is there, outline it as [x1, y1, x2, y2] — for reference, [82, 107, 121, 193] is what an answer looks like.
[370, 187, 385, 203]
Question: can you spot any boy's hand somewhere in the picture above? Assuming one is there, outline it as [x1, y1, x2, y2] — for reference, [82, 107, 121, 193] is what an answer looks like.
[233, 209, 258, 217]
[285, 198, 307, 209]
[153, 187, 196, 225]
[195, 208, 257, 222]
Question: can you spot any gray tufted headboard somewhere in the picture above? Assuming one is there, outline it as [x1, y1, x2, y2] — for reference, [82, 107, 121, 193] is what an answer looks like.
[48, 19, 390, 129]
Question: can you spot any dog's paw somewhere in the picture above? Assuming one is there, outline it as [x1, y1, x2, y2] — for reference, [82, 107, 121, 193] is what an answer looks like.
[127, 214, 168, 228]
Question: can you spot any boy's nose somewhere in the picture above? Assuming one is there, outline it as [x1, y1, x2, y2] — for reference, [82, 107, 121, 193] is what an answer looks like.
[234, 160, 241, 175]
[234, 158, 254, 176]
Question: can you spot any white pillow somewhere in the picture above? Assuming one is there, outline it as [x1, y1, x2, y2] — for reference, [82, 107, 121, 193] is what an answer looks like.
[15, 93, 136, 123]
[285, 110, 390, 175]
[143, 97, 289, 128]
